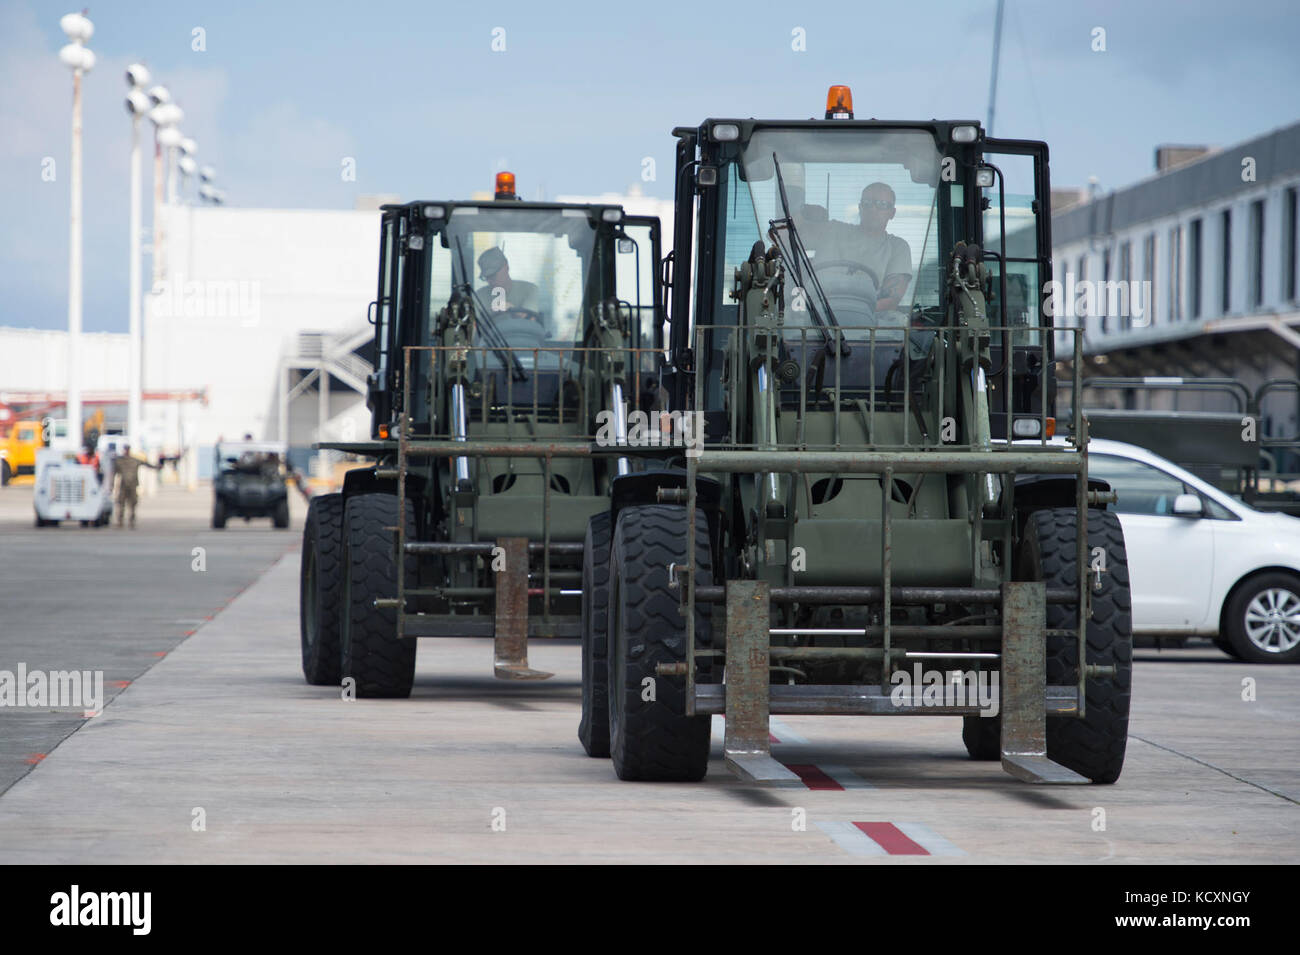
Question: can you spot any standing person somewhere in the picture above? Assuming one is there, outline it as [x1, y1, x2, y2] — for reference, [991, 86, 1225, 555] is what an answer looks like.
[112, 444, 157, 529]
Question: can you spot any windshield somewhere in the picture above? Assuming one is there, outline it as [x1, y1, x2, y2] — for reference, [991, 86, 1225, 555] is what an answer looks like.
[427, 207, 598, 347]
[728, 128, 946, 338]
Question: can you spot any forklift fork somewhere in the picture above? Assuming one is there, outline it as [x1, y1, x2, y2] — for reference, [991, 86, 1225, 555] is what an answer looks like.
[493, 536, 553, 680]
[999, 581, 1087, 784]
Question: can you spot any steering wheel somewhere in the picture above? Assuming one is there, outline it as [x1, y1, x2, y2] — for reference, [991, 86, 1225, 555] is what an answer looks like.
[502, 307, 544, 325]
[815, 259, 877, 279]
[814, 260, 880, 318]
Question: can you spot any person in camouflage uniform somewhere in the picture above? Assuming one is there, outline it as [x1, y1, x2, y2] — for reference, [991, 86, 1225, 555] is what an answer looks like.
[112, 444, 158, 529]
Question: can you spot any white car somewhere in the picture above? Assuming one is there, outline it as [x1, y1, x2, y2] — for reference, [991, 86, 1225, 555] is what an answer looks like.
[1085, 437, 1300, 663]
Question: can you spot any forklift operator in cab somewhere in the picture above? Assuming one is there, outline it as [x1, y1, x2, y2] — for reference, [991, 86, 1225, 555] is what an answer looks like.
[475, 246, 546, 350]
[476, 248, 542, 317]
[815, 182, 913, 314]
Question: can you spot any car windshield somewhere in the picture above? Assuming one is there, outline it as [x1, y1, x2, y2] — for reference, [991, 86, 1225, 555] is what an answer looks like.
[427, 207, 598, 348]
[729, 127, 945, 339]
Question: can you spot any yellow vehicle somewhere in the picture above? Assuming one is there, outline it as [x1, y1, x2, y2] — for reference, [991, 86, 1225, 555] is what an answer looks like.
[1, 420, 43, 486]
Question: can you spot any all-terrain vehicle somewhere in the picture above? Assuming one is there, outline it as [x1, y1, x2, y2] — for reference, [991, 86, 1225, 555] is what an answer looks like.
[299, 174, 664, 700]
[212, 440, 291, 529]
[580, 87, 1133, 785]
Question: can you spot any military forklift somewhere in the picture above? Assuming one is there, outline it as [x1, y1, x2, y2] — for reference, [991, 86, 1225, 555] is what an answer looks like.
[579, 87, 1133, 785]
[299, 174, 665, 698]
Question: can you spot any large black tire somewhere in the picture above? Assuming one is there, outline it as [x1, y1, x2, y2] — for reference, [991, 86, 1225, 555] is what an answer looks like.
[578, 511, 612, 757]
[212, 497, 227, 529]
[273, 496, 290, 529]
[300, 493, 345, 685]
[1222, 571, 1300, 663]
[1, 458, 10, 485]
[961, 712, 1001, 761]
[963, 508, 1133, 783]
[608, 505, 713, 781]
[341, 492, 416, 698]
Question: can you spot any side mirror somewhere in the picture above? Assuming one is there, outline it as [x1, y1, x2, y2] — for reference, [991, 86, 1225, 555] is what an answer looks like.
[1172, 493, 1204, 517]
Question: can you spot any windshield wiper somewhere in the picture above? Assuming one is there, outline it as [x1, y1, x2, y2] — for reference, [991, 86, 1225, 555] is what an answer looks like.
[769, 153, 842, 349]
[452, 234, 528, 382]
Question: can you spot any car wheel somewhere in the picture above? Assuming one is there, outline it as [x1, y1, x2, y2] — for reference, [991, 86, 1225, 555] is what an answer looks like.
[1224, 573, 1300, 664]
[1211, 635, 1240, 659]
[273, 497, 290, 529]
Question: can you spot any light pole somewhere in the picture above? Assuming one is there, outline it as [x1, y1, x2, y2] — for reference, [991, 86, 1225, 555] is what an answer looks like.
[126, 64, 151, 445]
[59, 11, 94, 447]
[178, 138, 197, 200]
[158, 124, 183, 207]
[146, 92, 180, 288]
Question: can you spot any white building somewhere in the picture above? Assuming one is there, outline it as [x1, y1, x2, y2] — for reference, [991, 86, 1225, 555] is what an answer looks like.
[0, 327, 129, 396]
[146, 200, 381, 475]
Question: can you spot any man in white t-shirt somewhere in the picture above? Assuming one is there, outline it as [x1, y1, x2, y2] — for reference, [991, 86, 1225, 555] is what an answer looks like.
[816, 182, 913, 314]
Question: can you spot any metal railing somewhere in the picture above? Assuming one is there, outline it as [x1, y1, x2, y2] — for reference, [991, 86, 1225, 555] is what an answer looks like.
[695, 322, 1063, 451]
[678, 323, 1091, 717]
[389, 340, 663, 642]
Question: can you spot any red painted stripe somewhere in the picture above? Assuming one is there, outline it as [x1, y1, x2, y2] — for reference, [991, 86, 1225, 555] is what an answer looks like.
[24, 753, 46, 764]
[786, 763, 844, 791]
[854, 822, 930, 855]
[769, 732, 780, 743]
[110, 680, 131, 689]
[152, 651, 167, 657]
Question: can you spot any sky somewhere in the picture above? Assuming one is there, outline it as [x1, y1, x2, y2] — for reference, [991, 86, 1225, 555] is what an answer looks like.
[2, 0, 1298, 334]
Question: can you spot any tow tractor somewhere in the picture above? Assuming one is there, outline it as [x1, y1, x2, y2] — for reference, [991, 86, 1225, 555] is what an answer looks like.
[34, 445, 115, 528]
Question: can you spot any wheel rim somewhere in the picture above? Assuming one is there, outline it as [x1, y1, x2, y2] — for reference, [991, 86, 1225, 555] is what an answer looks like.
[1243, 587, 1300, 654]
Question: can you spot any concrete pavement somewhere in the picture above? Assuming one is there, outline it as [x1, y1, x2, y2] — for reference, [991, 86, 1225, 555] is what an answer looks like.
[0, 497, 1296, 861]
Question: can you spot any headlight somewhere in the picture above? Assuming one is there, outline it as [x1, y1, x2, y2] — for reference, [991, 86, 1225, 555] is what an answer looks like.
[1012, 417, 1055, 438]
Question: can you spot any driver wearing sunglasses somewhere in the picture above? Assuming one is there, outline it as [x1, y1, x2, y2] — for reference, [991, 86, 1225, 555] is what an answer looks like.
[817, 182, 913, 313]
